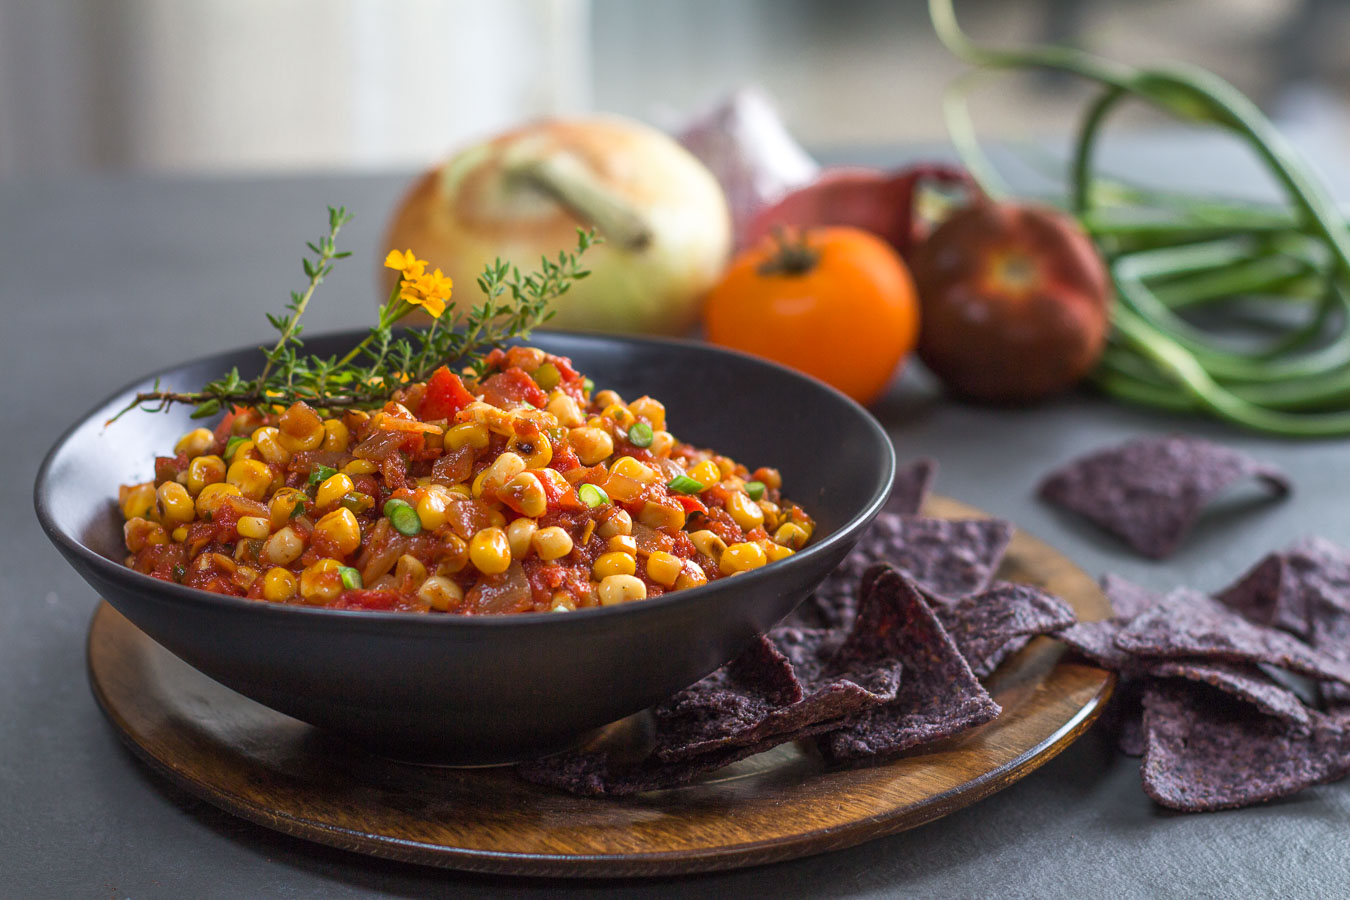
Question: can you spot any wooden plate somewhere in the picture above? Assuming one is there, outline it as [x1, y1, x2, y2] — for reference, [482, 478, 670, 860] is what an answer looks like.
[87, 496, 1113, 878]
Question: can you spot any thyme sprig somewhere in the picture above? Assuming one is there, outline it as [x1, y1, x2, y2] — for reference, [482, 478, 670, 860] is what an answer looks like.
[112, 211, 597, 422]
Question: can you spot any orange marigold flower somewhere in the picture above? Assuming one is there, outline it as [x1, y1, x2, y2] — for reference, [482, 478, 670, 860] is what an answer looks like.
[383, 248, 427, 278]
[401, 268, 452, 319]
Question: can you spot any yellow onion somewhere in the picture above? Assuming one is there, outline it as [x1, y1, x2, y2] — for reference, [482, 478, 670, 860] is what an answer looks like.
[381, 116, 731, 336]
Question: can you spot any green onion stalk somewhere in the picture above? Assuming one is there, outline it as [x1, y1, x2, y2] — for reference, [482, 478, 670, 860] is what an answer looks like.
[930, 0, 1350, 436]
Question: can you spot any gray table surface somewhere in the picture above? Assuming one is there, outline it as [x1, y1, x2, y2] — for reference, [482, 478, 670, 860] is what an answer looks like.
[6, 148, 1350, 898]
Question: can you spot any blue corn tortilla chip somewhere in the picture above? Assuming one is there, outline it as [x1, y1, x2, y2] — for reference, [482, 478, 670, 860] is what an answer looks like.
[652, 623, 903, 763]
[887, 457, 938, 517]
[651, 635, 803, 756]
[1037, 435, 1290, 559]
[800, 514, 1015, 631]
[821, 565, 1001, 763]
[1140, 681, 1350, 812]
[784, 458, 945, 630]
[1100, 573, 1162, 621]
[1215, 537, 1350, 639]
[936, 581, 1077, 678]
[1115, 588, 1350, 685]
[1148, 660, 1311, 730]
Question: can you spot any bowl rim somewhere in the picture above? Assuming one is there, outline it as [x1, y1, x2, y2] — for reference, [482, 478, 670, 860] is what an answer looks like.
[35, 329, 896, 632]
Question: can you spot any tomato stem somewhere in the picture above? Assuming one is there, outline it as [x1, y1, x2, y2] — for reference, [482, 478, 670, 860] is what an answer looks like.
[758, 227, 820, 277]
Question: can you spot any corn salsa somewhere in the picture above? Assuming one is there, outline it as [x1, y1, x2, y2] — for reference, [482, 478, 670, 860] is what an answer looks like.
[118, 346, 815, 614]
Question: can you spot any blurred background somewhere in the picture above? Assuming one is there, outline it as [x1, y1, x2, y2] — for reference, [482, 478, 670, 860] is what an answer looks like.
[2, 0, 1348, 180]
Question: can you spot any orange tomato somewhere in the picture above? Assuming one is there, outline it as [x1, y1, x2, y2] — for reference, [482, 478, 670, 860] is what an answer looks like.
[703, 226, 920, 405]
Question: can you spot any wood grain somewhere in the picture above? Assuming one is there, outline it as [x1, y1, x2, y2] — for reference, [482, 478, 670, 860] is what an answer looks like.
[86, 495, 1114, 877]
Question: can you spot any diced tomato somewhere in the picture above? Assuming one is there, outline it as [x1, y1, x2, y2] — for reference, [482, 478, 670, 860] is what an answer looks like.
[551, 355, 581, 384]
[537, 468, 584, 511]
[674, 494, 708, 514]
[335, 589, 407, 611]
[482, 367, 548, 409]
[550, 443, 579, 472]
[419, 366, 476, 420]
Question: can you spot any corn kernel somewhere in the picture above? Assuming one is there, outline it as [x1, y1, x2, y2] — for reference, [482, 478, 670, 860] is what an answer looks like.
[226, 458, 273, 501]
[436, 534, 470, 574]
[546, 392, 584, 428]
[183, 455, 225, 497]
[687, 459, 721, 489]
[472, 451, 526, 498]
[446, 422, 490, 451]
[550, 592, 577, 612]
[174, 427, 215, 458]
[315, 508, 362, 557]
[601, 403, 637, 429]
[689, 529, 727, 560]
[569, 427, 614, 466]
[596, 508, 632, 538]
[610, 456, 659, 484]
[469, 527, 511, 574]
[597, 574, 646, 606]
[592, 551, 637, 579]
[720, 541, 767, 575]
[774, 522, 810, 550]
[299, 558, 343, 603]
[507, 434, 553, 469]
[321, 418, 350, 453]
[278, 402, 325, 452]
[170, 525, 189, 542]
[263, 526, 306, 566]
[123, 518, 169, 551]
[504, 517, 537, 559]
[262, 567, 297, 602]
[638, 499, 686, 532]
[237, 515, 271, 540]
[607, 534, 638, 555]
[228, 439, 259, 462]
[593, 389, 624, 409]
[120, 483, 156, 520]
[156, 481, 195, 525]
[413, 491, 448, 531]
[250, 426, 292, 466]
[532, 526, 574, 560]
[195, 482, 241, 518]
[268, 488, 308, 529]
[649, 430, 675, 458]
[676, 561, 708, 590]
[628, 396, 666, 431]
[726, 491, 766, 531]
[647, 551, 682, 587]
[395, 554, 428, 588]
[763, 540, 795, 563]
[417, 575, 464, 611]
[500, 471, 548, 518]
[311, 473, 351, 510]
[341, 459, 378, 476]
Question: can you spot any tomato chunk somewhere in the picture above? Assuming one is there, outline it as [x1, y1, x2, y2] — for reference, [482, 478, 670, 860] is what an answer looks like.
[419, 366, 476, 420]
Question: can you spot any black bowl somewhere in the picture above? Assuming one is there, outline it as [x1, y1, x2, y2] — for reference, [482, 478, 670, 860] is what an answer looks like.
[36, 331, 895, 764]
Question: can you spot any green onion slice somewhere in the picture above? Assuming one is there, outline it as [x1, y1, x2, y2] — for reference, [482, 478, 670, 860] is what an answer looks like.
[667, 474, 705, 494]
[627, 422, 654, 448]
[389, 506, 422, 536]
[745, 480, 766, 501]
[288, 499, 306, 519]
[582, 377, 595, 396]
[223, 435, 246, 460]
[578, 483, 610, 508]
[308, 464, 338, 485]
[338, 566, 363, 590]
